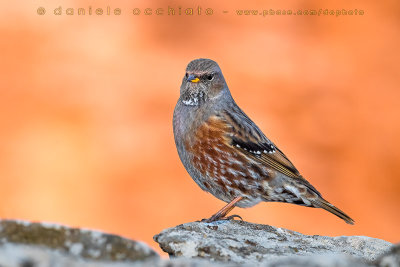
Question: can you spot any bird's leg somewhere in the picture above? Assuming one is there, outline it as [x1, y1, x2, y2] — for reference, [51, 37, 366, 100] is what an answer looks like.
[202, 196, 243, 222]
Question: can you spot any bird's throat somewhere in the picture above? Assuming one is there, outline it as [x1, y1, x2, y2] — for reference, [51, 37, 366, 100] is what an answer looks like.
[181, 91, 204, 106]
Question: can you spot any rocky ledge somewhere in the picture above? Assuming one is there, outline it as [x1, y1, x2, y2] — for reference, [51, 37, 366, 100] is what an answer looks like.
[0, 219, 158, 266]
[154, 220, 398, 266]
[0, 219, 398, 266]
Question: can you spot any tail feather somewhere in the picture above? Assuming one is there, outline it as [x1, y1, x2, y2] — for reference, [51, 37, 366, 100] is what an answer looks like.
[312, 198, 355, 225]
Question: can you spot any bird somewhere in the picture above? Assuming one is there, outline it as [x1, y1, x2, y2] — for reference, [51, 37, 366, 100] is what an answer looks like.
[173, 58, 354, 224]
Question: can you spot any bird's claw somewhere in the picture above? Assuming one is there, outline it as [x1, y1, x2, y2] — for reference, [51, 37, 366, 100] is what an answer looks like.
[199, 214, 243, 223]
[224, 214, 243, 221]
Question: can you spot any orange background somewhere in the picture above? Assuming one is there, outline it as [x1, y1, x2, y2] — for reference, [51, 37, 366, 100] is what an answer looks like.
[1, 0, 399, 256]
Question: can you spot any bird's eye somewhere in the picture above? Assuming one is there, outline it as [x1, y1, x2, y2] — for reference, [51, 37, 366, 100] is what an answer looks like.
[207, 74, 214, 81]
[185, 73, 188, 78]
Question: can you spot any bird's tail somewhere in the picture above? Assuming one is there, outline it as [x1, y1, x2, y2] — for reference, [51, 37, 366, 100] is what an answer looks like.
[311, 198, 355, 225]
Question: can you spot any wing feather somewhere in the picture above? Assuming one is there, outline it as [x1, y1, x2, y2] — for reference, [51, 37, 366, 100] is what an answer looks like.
[211, 109, 352, 222]
[220, 106, 320, 197]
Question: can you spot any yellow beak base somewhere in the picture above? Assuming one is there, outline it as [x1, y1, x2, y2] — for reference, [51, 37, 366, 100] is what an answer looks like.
[190, 77, 200, 83]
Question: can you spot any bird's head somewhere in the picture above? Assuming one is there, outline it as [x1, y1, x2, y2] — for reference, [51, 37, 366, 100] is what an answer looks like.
[180, 58, 227, 106]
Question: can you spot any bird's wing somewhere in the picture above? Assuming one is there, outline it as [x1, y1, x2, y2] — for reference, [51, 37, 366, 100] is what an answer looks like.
[217, 108, 352, 223]
[220, 106, 319, 193]
[220, 107, 300, 178]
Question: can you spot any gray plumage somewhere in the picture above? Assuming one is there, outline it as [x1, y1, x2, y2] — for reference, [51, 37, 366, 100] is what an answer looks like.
[173, 58, 354, 224]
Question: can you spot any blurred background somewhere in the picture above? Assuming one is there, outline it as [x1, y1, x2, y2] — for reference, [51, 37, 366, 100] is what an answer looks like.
[0, 0, 399, 256]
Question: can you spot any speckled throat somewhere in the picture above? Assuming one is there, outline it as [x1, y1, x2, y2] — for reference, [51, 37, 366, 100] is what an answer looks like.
[181, 91, 205, 106]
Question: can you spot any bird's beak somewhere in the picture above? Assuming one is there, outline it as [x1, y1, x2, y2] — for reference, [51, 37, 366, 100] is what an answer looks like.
[187, 74, 200, 83]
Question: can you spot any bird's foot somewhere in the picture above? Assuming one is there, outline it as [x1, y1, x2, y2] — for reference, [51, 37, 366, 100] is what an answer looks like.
[200, 214, 243, 223]
[224, 214, 243, 221]
[198, 196, 244, 223]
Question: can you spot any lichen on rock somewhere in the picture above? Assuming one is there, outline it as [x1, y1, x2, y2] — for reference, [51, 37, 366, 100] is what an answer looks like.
[0, 220, 158, 263]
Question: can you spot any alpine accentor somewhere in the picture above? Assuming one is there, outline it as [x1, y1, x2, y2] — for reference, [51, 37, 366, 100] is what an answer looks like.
[173, 58, 354, 224]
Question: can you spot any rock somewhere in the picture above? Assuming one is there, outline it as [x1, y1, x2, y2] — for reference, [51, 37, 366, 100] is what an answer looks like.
[132, 258, 240, 267]
[136, 256, 370, 267]
[0, 244, 147, 267]
[0, 219, 395, 267]
[375, 243, 400, 267]
[154, 220, 393, 265]
[0, 219, 158, 266]
[257, 254, 372, 267]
